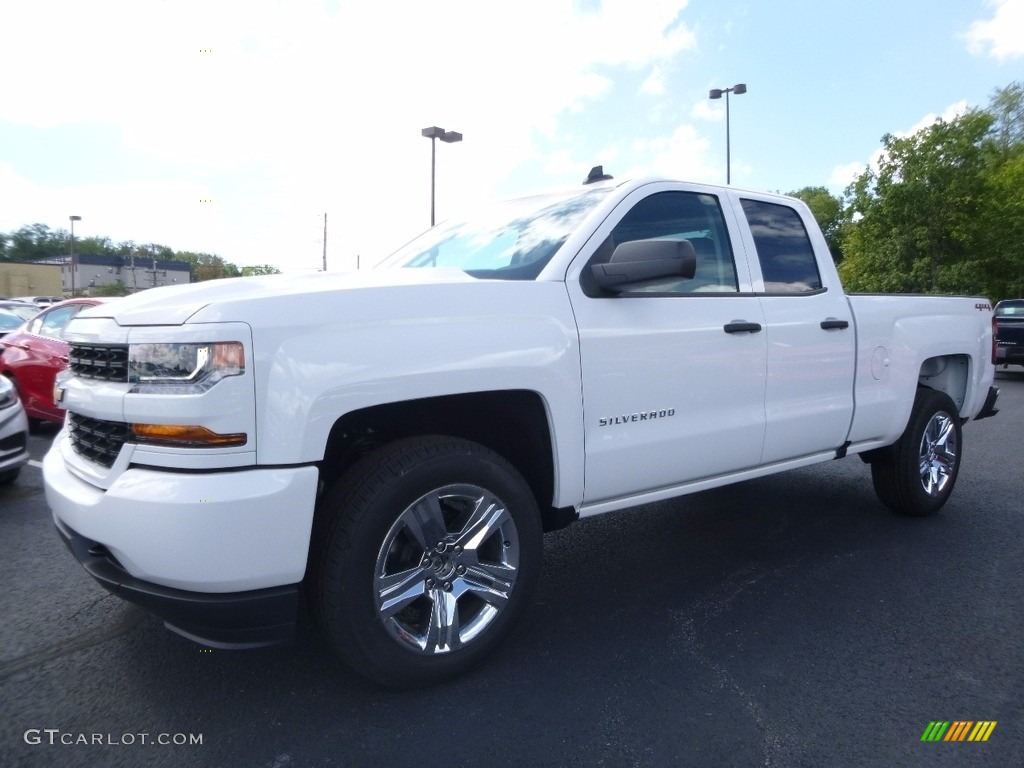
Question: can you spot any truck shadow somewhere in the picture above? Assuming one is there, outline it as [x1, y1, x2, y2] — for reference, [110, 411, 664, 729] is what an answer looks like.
[89, 454, 1013, 767]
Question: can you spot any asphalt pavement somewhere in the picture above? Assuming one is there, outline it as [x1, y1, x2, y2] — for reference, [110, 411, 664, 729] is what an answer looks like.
[2, 371, 1022, 767]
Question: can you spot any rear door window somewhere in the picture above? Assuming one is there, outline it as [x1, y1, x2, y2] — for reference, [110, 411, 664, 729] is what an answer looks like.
[740, 199, 822, 294]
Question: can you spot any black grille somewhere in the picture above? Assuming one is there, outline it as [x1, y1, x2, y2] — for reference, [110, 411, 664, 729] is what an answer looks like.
[68, 413, 131, 468]
[0, 431, 27, 454]
[69, 344, 130, 382]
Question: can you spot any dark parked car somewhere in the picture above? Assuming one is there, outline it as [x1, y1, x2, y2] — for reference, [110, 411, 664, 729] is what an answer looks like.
[994, 299, 1024, 369]
[0, 298, 107, 423]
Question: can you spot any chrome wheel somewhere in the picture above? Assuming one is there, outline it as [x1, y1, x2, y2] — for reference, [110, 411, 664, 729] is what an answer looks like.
[918, 411, 958, 497]
[374, 484, 520, 655]
[871, 388, 963, 517]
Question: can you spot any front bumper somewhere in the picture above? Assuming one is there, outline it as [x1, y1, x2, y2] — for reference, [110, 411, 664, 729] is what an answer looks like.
[56, 520, 299, 648]
[0, 401, 30, 475]
[44, 434, 320, 646]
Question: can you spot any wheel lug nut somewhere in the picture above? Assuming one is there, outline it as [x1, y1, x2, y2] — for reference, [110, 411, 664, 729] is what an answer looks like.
[425, 578, 435, 588]
[454, 545, 463, 554]
[456, 565, 466, 575]
[443, 581, 452, 591]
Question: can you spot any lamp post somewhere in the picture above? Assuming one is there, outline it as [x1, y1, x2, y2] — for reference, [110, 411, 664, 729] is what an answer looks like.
[69, 215, 81, 297]
[421, 126, 463, 226]
[708, 83, 746, 184]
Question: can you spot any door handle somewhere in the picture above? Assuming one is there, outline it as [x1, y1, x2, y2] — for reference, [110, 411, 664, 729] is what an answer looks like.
[820, 319, 850, 330]
[723, 321, 763, 334]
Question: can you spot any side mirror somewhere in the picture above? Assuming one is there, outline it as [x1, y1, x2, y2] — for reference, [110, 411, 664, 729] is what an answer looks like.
[590, 239, 697, 292]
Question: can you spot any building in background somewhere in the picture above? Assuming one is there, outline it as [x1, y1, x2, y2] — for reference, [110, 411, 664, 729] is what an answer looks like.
[61, 254, 191, 294]
[0, 261, 63, 299]
[2, 255, 191, 298]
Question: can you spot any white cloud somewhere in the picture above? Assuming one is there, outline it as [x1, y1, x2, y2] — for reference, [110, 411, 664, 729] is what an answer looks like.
[900, 101, 971, 137]
[0, 0, 697, 271]
[691, 100, 723, 121]
[627, 125, 718, 182]
[965, 0, 1024, 60]
[828, 162, 865, 189]
[641, 66, 666, 95]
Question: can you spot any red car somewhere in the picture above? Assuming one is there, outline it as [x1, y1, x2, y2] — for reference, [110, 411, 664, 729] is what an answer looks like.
[0, 298, 107, 424]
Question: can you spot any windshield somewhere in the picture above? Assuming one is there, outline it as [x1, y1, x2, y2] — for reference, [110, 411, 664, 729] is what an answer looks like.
[995, 301, 1024, 317]
[0, 307, 36, 330]
[378, 186, 613, 280]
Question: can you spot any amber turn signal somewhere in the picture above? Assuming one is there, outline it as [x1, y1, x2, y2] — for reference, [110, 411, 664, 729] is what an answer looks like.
[130, 423, 247, 448]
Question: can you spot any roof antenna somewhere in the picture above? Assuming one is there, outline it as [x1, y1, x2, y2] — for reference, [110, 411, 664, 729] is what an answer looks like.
[584, 165, 613, 185]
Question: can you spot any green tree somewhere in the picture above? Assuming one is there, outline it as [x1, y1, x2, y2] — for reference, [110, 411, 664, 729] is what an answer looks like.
[840, 82, 1024, 302]
[989, 81, 1024, 154]
[840, 110, 994, 294]
[4, 223, 63, 262]
[787, 186, 848, 263]
[240, 264, 282, 276]
[978, 142, 1024, 299]
[92, 281, 133, 297]
[176, 251, 242, 282]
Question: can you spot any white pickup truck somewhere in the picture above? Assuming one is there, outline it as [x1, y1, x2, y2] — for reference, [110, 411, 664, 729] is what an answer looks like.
[44, 175, 1000, 687]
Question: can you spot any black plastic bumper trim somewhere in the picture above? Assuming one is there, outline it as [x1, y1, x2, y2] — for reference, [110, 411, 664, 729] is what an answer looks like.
[55, 521, 299, 649]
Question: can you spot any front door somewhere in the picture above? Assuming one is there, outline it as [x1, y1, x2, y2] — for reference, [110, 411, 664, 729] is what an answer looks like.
[566, 185, 767, 506]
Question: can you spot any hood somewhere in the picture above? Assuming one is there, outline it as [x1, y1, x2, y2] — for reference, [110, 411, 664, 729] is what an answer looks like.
[78, 269, 477, 326]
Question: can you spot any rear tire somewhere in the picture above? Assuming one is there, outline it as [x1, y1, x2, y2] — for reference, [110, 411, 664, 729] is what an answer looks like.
[871, 388, 962, 516]
[309, 436, 543, 688]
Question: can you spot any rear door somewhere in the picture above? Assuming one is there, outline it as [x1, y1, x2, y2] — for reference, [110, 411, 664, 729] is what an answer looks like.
[730, 194, 855, 463]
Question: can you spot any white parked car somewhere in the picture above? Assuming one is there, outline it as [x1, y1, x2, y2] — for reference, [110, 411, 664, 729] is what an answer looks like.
[10, 295, 64, 309]
[0, 375, 30, 484]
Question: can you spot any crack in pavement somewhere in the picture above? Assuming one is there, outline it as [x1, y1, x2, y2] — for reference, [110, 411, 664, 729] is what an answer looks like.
[0, 605, 148, 682]
[672, 564, 798, 768]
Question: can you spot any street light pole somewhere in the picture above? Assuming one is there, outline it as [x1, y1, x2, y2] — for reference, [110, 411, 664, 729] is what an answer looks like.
[421, 126, 463, 226]
[69, 215, 81, 297]
[708, 83, 747, 184]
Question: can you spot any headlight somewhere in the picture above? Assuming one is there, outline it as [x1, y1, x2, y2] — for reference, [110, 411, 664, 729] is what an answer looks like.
[128, 342, 244, 394]
[0, 376, 17, 408]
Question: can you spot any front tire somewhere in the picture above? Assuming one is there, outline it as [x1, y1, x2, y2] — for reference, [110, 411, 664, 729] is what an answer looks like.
[309, 436, 543, 688]
[871, 388, 962, 516]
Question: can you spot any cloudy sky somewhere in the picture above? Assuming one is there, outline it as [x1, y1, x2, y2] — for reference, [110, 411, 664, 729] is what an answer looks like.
[1, 0, 1021, 273]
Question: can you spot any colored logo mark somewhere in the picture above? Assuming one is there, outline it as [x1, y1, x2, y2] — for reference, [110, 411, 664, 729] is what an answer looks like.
[921, 721, 997, 742]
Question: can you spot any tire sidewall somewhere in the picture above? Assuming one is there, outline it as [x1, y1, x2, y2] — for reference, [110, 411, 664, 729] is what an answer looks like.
[319, 439, 542, 687]
[898, 389, 962, 515]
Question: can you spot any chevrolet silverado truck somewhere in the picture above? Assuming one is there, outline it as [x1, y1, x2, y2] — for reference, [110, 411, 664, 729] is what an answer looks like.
[44, 175, 1000, 688]
[994, 298, 1024, 368]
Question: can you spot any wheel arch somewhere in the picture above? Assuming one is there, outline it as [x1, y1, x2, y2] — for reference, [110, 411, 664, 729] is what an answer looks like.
[317, 390, 573, 532]
[917, 353, 970, 415]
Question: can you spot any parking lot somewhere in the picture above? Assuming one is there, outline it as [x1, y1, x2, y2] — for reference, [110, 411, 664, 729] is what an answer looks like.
[1, 371, 1022, 768]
